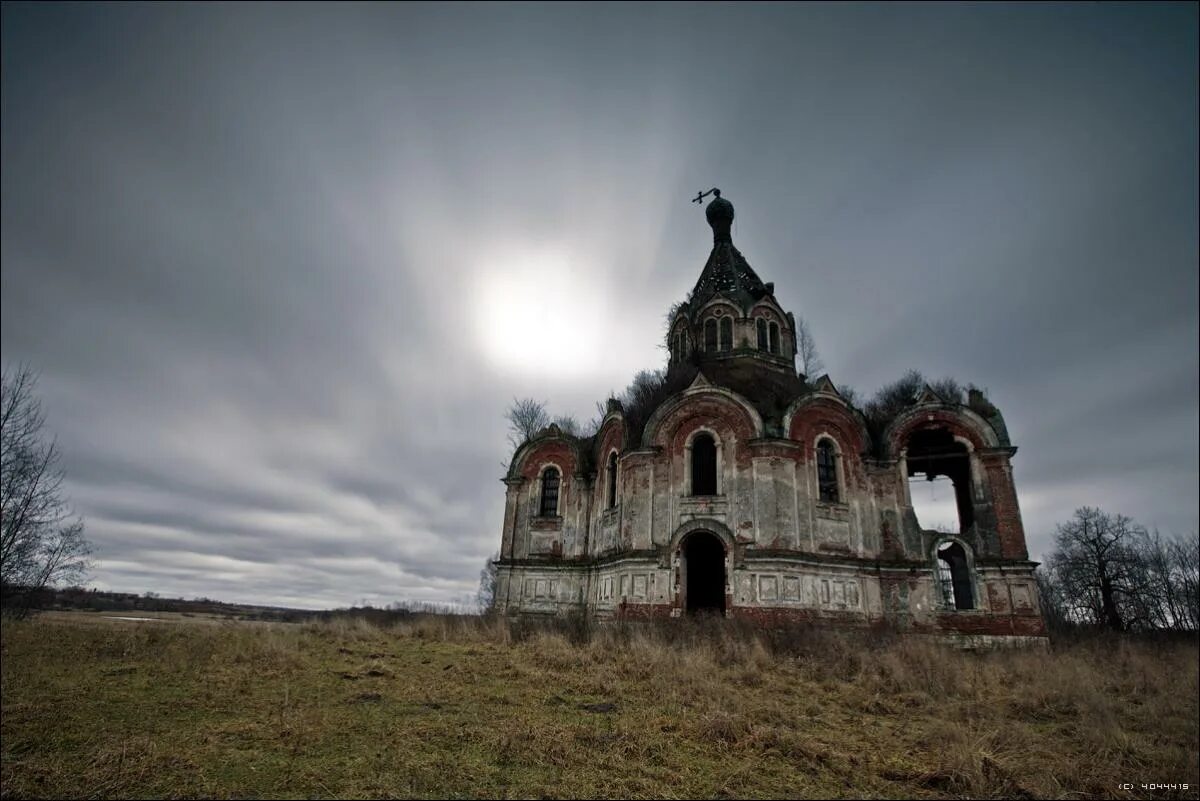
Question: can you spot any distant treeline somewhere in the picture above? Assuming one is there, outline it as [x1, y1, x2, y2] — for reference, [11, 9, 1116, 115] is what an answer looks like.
[0, 584, 439, 625]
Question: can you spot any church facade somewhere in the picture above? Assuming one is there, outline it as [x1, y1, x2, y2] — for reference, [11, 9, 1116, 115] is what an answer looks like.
[493, 190, 1047, 642]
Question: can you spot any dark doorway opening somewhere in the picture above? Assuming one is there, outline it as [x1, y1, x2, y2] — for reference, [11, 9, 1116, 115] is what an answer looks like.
[684, 532, 726, 615]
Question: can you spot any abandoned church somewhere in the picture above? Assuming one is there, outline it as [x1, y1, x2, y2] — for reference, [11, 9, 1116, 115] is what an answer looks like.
[494, 190, 1047, 643]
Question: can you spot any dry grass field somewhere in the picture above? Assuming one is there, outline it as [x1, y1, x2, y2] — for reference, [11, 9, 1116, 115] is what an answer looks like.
[1, 611, 1197, 799]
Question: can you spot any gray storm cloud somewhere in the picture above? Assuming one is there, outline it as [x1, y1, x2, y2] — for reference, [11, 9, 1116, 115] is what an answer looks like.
[2, 3, 1196, 608]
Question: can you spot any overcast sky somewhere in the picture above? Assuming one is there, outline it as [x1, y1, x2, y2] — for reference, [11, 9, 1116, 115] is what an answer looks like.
[2, 3, 1196, 609]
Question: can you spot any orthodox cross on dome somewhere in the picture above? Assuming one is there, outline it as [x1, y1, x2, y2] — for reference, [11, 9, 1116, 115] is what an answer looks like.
[692, 187, 735, 244]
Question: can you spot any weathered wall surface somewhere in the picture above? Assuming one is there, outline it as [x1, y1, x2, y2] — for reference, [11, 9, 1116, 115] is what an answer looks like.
[496, 390, 1045, 639]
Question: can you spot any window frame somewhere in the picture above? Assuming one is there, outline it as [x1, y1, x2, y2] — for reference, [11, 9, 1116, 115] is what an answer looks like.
[816, 437, 840, 503]
[538, 466, 561, 517]
[688, 430, 720, 497]
[606, 450, 619, 509]
[934, 539, 976, 611]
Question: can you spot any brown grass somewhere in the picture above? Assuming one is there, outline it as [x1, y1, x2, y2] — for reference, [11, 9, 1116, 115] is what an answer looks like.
[1, 611, 1196, 799]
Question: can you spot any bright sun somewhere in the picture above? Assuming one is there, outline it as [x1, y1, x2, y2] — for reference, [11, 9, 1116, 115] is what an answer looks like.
[473, 249, 607, 377]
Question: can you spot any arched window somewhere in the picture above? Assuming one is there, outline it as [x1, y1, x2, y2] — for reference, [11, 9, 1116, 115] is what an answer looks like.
[816, 439, 839, 502]
[606, 451, 618, 509]
[691, 433, 718, 496]
[768, 321, 780, 355]
[936, 541, 975, 610]
[539, 467, 560, 517]
[704, 318, 717, 352]
[719, 317, 733, 351]
[756, 318, 768, 350]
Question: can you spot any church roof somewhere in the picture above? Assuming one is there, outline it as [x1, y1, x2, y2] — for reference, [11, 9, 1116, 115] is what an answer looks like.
[689, 241, 769, 312]
[689, 190, 769, 312]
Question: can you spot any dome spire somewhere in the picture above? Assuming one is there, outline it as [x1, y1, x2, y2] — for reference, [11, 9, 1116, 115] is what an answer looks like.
[692, 187, 734, 244]
[687, 188, 767, 311]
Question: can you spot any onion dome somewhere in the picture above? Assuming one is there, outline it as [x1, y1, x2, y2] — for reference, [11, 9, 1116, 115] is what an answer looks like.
[705, 189, 735, 244]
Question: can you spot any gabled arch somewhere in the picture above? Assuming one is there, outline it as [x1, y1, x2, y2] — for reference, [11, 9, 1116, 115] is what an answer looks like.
[594, 407, 626, 454]
[640, 380, 764, 449]
[749, 295, 789, 321]
[882, 403, 1001, 461]
[783, 388, 871, 453]
[693, 297, 743, 320]
[506, 429, 586, 482]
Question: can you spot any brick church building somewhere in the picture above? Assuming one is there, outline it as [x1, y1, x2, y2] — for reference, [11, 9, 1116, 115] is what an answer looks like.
[494, 190, 1047, 642]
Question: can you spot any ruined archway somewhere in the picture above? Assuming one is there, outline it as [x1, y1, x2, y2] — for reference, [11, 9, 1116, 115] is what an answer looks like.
[682, 531, 727, 615]
[905, 427, 975, 533]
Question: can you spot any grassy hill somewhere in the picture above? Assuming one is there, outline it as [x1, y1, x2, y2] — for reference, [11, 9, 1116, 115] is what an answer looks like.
[1, 612, 1196, 799]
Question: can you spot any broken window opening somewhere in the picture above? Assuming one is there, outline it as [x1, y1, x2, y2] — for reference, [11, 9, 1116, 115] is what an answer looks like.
[756, 318, 768, 350]
[816, 439, 839, 502]
[768, 321, 780, 355]
[704, 318, 718, 352]
[691, 433, 718, 496]
[719, 317, 733, 351]
[539, 467, 560, 517]
[936, 541, 975, 610]
[905, 428, 974, 533]
[606, 451, 618, 509]
[908, 473, 960, 533]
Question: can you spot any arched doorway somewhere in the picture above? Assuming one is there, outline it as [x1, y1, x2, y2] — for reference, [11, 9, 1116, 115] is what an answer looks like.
[683, 531, 726, 615]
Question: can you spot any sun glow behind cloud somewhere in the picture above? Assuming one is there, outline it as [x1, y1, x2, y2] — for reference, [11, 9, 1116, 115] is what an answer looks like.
[472, 246, 611, 379]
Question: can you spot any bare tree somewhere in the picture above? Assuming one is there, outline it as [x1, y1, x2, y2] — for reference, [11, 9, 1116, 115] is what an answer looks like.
[1, 365, 92, 616]
[928, 377, 965, 404]
[504, 397, 550, 452]
[583, 399, 611, 439]
[476, 552, 499, 614]
[837, 384, 860, 408]
[795, 317, 824, 378]
[863, 369, 924, 430]
[1131, 527, 1199, 631]
[621, 369, 666, 413]
[1167, 534, 1199, 630]
[1046, 507, 1147, 631]
[1043, 508, 1200, 632]
[1034, 565, 1071, 633]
